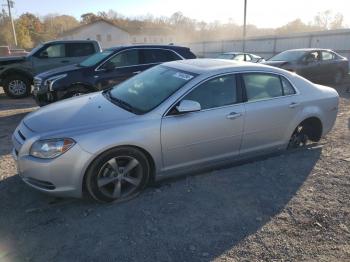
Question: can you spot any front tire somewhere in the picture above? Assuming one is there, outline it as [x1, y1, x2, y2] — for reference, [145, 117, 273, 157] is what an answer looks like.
[3, 74, 32, 98]
[85, 147, 150, 203]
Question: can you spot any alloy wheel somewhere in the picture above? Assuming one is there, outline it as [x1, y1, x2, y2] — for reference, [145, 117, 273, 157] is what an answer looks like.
[97, 156, 143, 199]
[8, 80, 27, 96]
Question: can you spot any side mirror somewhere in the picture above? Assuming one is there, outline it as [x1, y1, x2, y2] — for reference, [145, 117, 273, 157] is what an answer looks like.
[39, 51, 48, 59]
[176, 100, 201, 113]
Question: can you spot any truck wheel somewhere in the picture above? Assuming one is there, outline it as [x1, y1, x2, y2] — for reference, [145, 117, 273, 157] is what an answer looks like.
[3, 74, 32, 98]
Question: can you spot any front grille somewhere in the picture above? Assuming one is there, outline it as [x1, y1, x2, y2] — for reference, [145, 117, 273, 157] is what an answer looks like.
[33, 77, 42, 91]
[24, 177, 56, 190]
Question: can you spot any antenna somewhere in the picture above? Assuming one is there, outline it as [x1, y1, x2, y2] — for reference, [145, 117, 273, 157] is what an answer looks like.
[5, 0, 17, 47]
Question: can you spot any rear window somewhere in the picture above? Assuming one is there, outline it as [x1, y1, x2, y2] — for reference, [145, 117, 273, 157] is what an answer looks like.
[66, 43, 95, 57]
[142, 49, 181, 64]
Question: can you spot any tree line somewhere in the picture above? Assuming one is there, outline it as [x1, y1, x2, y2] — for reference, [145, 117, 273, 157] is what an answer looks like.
[0, 9, 346, 49]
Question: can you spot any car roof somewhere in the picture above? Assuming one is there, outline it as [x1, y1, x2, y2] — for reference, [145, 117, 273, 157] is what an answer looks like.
[106, 44, 190, 52]
[164, 58, 279, 75]
[282, 48, 333, 52]
[44, 40, 98, 44]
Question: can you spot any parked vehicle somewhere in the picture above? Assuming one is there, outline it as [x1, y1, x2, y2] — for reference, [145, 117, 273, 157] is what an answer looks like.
[12, 59, 339, 202]
[264, 48, 349, 84]
[0, 40, 101, 98]
[217, 52, 265, 63]
[33, 45, 196, 106]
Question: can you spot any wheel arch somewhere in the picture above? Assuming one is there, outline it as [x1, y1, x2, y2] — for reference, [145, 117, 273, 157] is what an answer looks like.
[81, 144, 156, 197]
[1, 68, 33, 82]
[291, 116, 323, 142]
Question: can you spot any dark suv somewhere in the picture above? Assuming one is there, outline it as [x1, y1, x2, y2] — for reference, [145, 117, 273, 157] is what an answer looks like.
[0, 40, 101, 98]
[33, 45, 196, 106]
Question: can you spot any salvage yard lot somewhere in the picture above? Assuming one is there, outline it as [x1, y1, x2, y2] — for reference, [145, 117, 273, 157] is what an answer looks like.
[0, 85, 349, 261]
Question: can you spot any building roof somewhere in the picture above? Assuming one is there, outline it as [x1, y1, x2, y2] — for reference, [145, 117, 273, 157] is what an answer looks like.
[59, 19, 173, 37]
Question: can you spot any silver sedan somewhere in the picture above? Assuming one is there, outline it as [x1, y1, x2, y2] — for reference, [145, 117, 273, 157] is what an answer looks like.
[12, 59, 339, 202]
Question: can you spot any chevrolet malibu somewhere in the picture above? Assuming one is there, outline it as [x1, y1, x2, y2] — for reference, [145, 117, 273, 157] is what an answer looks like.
[12, 59, 339, 202]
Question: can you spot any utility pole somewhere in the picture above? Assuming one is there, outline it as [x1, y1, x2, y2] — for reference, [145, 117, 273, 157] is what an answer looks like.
[242, 0, 247, 52]
[6, 0, 17, 47]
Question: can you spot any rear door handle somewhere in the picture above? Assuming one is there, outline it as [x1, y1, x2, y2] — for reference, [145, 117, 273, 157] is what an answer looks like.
[61, 60, 70, 63]
[226, 112, 242, 120]
[289, 102, 300, 108]
[133, 71, 141, 74]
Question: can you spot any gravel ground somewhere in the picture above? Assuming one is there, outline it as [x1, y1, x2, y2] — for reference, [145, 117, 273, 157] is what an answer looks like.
[0, 84, 349, 262]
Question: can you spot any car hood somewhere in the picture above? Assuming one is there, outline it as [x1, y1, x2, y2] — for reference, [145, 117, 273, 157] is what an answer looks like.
[0, 56, 26, 65]
[263, 60, 290, 67]
[37, 64, 84, 79]
[23, 92, 135, 133]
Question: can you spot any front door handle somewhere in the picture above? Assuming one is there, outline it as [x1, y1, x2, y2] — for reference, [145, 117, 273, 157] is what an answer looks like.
[226, 112, 242, 120]
[133, 71, 141, 74]
[61, 60, 70, 63]
[289, 102, 300, 108]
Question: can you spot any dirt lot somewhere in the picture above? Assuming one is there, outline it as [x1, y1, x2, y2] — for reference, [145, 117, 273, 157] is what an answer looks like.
[0, 85, 349, 262]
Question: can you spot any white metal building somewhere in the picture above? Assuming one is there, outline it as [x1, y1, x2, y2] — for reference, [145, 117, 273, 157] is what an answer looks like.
[59, 19, 175, 48]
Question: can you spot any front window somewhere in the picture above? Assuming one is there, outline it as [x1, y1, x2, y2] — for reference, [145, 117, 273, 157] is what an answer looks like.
[105, 65, 197, 113]
[79, 50, 113, 67]
[184, 74, 237, 110]
[269, 50, 306, 62]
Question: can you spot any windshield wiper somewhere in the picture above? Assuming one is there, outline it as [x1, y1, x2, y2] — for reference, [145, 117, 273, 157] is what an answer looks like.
[103, 90, 138, 114]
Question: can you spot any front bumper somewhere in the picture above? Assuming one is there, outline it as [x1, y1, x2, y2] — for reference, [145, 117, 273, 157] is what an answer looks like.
[12, 123, 93, 198]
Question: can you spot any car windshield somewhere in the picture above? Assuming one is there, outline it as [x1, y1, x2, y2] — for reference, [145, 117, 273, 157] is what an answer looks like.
[105, 65, 197, 114]
[217, 53, 235, 59]
[79, 50, 113, 67]
[27, 43, 43, 57]
[269, 50, 306, 62]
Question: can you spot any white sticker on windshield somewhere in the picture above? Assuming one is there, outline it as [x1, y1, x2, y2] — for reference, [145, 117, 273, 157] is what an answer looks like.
[173, 72, 194, 81]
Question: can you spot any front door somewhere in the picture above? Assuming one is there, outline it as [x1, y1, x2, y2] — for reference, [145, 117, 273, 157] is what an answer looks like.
[161, 74, 245, 171]
[95, 49, 150, 89]
[299, 51, 321, 82]
[32, 43, 69, 74]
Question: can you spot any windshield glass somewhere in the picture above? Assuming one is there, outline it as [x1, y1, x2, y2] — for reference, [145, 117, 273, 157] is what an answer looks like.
[27, 43, 43, 57]
[79, 50, 113, 67]
[217, 54, 235, 59]
[107, 65, 197, 114]
[269, 50, 306, 61]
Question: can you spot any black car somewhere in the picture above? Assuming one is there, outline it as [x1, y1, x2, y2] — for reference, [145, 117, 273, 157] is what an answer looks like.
[33, 45, 196, 106]
[264, 48, 349, 84]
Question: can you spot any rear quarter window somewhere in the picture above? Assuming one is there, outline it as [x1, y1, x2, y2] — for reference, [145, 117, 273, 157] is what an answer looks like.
[66, 43, 96, 57]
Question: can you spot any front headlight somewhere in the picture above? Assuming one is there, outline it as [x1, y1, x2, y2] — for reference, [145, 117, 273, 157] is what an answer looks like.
[43, 74, 67, 90]
[30, 138, 75, 159]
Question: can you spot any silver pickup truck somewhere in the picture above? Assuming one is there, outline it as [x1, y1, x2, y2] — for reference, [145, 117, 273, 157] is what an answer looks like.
[0, 40, 101, 98]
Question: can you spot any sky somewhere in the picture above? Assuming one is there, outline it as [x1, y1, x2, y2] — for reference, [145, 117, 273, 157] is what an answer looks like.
[7, 0, 350, 28]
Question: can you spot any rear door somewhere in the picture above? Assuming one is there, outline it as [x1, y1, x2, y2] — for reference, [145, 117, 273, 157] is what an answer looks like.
[161, 74, 245, 171]
[319, 51, 337, 80]
[240, 72, 300, 154]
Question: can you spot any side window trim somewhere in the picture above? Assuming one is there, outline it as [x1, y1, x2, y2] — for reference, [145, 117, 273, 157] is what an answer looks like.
[96, 48, 184, 72]
[165, 73, 243, 117]
[239, 72, 298, 103]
